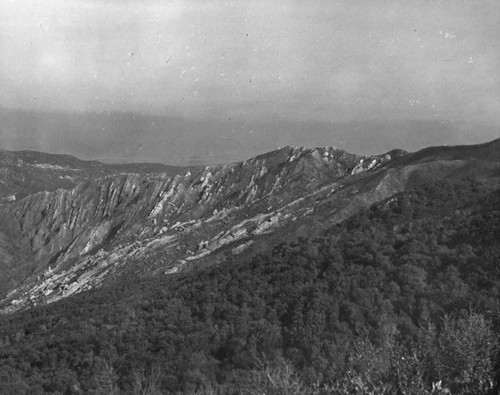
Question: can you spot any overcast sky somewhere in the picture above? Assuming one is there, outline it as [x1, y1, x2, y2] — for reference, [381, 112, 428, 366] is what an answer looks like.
[0, 0, 499, 162]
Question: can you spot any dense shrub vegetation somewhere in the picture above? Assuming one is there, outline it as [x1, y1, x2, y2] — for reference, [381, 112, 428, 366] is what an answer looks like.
[0, 176, 499, 394]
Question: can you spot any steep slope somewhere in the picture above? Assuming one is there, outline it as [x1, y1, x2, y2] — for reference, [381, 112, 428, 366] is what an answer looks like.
[0, 165, 499, 394]
[0, 146, 362, 302]
[1, 139, 499, 312]
[0, 149, 195, 199]
[0, 150, 196, 294]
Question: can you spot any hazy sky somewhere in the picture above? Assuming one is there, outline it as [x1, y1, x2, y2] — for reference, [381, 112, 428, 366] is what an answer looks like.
[0, 0, 499, 163]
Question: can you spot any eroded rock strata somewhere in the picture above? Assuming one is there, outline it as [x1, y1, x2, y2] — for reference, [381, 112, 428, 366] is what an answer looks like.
[1, 139, 499, 312]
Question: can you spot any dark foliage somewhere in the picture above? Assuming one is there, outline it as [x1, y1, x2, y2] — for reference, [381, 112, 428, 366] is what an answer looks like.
[0, 176, 499, 393]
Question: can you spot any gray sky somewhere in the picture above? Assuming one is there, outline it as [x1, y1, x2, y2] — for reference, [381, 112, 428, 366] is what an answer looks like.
[0, 0, 499, 163]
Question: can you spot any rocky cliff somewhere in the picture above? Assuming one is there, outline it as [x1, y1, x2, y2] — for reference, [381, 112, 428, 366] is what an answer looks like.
[0, 149, 195, 199]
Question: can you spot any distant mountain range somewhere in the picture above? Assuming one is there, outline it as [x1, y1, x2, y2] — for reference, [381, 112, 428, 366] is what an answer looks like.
[0, 137, 499, 311]
[1, 108, 499, 165]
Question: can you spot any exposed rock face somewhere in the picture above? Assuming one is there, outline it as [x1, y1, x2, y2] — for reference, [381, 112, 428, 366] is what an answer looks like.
[350, 149, 407, 175]
[1, 139, 499, 312]
[0, 149, 196, 199]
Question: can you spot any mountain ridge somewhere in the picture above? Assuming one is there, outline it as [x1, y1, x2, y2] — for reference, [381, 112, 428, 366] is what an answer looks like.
[0, 141, 499, 393]
[2, 107, 499, 164]
[0, 138, 499, 312]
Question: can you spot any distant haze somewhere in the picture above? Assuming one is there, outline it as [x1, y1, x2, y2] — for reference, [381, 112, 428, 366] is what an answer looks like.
[0, 0, 499, 164]
[1, 109, 498, 166]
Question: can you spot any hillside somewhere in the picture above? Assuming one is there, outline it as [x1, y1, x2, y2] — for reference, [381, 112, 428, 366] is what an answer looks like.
[0, 149, 197, 199]
[0, 145, 366, 304]
[0, 140, 499, 308]
[0, 151, 197, 296]
[0, 139, 499, 393]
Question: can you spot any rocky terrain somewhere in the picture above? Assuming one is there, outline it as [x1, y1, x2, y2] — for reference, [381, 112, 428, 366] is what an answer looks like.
[0, 149, 198, 199]
[0, 139, 499, 312]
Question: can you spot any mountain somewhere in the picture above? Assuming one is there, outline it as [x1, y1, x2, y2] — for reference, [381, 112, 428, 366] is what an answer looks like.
[0, 139, 499, 311]
[2, 108, 499, 165]
[0, 138, 499, 393]
[0, 151, 199, 296]
[0, 149, 199, 199]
